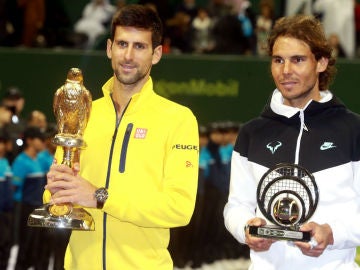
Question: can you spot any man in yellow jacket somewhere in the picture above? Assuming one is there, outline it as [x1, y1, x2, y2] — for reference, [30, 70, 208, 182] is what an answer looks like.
[46, 4, 199, 270]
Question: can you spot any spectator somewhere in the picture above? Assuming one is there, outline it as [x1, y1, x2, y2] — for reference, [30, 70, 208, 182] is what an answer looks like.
[0, 107, 15, 175]
[164, 0, 200, 53]
[165, 10, 192, 53]
[256, 0, 274, 56]
[12, 127, 50, 270]
[1, 87, 25, 126]
[17, 0, 45, 47]
[138, 0, 173, 23]
[0, 105, 12, 128]
[1, 87, 26, 164]
[0, 0, 26, 46]
[27, 110, 47, 132]
[209, 0, 256, 55]
[0, 0, 15, 46]
[207, 0, 231, 20]
[191, 7, 214, 53]
[175, 0, 199, 22]
[0, 129, 13, 270]
[37, 124, 56, 172]
[74, 0, 116, 49]
[232, 0, 256, 55]
[41, 0, 73, 48]
[328, 33, 346, 58]
[284, 0, 313, 15]
[199, 122, 232, 263]
[313, 0, 355, 58]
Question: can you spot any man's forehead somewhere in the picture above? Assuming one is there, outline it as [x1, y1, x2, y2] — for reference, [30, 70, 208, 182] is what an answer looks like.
[272, 36, 312, 55]
[115, 26, 151, 36]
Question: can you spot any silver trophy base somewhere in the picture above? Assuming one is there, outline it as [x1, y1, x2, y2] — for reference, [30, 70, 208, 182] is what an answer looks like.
[53, 134, 85, 148]
[27, 204, 95, 231]
[249, 225, 310, 242]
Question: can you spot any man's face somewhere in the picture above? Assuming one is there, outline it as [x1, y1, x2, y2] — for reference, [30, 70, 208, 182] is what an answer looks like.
[3, 97, 25, 115]
[30, 111, 47, 131]
[106, 26, 162, 87]
[30, 137, 46, 153]
[271, 36, 328, 108]
[0, 141, 6, 156]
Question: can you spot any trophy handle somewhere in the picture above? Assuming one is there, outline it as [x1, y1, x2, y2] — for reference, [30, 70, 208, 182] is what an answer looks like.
[62, 147, 75, 167]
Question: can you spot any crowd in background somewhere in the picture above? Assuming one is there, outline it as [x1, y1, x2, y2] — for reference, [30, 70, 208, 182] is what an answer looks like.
[0, 87, 71, 270]
[0, 0, 359, 57]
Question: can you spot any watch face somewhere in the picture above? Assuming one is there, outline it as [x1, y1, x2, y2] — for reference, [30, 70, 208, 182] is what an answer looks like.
[96, 188, 108, 202]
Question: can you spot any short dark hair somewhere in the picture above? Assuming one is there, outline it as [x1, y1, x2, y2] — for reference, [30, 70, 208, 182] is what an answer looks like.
[3, 87, 23, 100]
[0, 128, 9, 142]
[267, 15, 336, 90]
[23, 126, 45, 141]
[110, 4, 163, 49]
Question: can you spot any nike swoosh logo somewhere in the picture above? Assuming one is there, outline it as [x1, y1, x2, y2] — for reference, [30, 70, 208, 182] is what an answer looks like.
[320, 142, 336, 150]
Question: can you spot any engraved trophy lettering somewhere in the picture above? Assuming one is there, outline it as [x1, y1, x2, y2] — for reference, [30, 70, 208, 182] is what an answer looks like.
[249, 163, 319, 241]
[27, 68, 94, 230]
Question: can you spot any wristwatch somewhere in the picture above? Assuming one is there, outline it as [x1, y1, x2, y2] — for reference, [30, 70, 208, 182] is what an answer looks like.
[94, 187, 108, 209]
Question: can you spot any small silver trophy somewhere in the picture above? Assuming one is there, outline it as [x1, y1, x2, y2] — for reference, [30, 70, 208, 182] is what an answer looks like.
[28, 68, 94, 230]
[249, 163, 319, 241]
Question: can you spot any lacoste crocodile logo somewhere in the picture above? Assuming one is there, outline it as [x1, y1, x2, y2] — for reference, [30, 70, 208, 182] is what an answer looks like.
[266, 141, 282, 154]
[320, 142, 336, 150]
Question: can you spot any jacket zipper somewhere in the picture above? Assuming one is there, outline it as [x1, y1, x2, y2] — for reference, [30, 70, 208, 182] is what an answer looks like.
[102, 97, 131, 270]
[295, 110, 307, 165]
[102, 122, 118, 270]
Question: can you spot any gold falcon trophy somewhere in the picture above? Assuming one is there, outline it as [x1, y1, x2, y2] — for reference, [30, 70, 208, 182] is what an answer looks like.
[28, 67, 94, 230]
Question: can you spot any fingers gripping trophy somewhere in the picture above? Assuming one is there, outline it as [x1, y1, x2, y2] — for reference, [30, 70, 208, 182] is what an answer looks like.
[28, 68, 95, 230]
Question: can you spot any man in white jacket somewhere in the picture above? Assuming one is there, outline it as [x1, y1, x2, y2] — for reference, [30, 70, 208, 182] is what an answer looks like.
[224, 14, 360, 270]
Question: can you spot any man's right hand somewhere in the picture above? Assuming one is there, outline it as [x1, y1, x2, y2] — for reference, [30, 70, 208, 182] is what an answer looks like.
[244, 217, 277, 252]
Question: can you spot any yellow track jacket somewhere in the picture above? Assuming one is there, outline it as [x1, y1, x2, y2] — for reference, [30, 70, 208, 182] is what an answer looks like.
[62, 77, 199, 270]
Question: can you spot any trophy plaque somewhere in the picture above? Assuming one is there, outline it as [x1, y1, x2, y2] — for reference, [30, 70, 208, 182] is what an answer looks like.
[249, 163, 319, 242]
[28, 67, 94, 230]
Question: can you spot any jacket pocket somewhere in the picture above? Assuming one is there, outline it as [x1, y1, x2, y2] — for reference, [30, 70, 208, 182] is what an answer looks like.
[119, 123, 133, 173]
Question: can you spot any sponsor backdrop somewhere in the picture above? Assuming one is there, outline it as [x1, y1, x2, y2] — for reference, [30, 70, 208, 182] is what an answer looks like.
[0, 48, 360, 126]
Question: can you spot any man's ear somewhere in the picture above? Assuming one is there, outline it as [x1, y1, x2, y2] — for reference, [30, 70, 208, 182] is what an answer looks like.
[152, 45, 162, 65]
[106, 39, 112, 59]
[317, 57, 329, 73]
